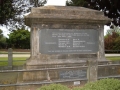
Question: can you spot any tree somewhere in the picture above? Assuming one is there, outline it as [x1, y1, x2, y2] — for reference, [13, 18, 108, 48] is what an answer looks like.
[104, 26, 120, 50]
[0, 29, 7, 49]
[7, 28, 30, 49]
[66, 0, 120, 26]
[0, 0, 15, 24]
[66, 0, 88, 7]
[0, 0, 47, 30]
[30, 0, 47, 7]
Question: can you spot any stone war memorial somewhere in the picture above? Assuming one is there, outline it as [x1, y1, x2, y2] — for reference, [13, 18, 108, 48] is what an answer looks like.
[23, 6, 110, 87]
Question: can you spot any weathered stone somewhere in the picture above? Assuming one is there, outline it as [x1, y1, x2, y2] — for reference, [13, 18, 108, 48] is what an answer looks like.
[25, 6, 110, 26]
[23, 6, 110, 84]
[8, 48, 13, 69]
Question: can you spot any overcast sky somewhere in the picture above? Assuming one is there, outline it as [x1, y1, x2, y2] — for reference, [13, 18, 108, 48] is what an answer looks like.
[45, 0, 66, 6]
[0, 0, 67, 37]
[0, 0, 109, 37]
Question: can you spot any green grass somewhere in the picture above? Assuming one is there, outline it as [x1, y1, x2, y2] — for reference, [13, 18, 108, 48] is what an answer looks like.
[36, 79, 120, 90]
[0, 56, 120, 66]
[0, 61, 26, 66]
[0, 51, 7, 53]
[0, 50, 30, 54]
[0, 57, 120, 61]
[0, 57, 28, 61]
[0, 57, 27, 66]
[106, 56, 120, 61]
[37, 84, 69, 90]
[73, 78, 120, 90]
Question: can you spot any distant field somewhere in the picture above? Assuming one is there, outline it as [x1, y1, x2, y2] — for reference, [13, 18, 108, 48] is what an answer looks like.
[0, 57, 28, 61]
[106, 56, 120, 61]
[0, 56, 120, 61]
[0, 49, 30, 54]
[0, 49, 120, 66]
[0, 56, 120, 66]
[0, 57, 27, 66]
[0, 49, 30, 52]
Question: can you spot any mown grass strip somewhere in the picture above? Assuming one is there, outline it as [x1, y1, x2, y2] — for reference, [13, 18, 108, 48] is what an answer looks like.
[1, 57, 120, 61]
[0, 57, 27, 66]
[0, 57, 120, 66]
[0, 52, 30, 54]
[0, 57, 28, 61]
[0, 61, 26, 66]
[106, 56, 120, 61]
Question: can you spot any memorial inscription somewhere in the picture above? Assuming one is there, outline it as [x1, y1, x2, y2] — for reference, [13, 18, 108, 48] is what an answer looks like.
[59, 70, 87, 79]
[40, 29, 98, 54]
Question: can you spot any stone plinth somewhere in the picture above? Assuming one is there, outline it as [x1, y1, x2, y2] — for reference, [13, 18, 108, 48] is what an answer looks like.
[23, 6, 110, 83]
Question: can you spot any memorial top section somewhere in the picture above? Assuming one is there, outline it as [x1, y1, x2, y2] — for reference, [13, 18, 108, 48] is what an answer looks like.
[25, 6, 110, 26]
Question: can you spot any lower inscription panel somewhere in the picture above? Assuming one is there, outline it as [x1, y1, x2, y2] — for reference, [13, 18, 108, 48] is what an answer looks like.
[59, 70, 87, 79]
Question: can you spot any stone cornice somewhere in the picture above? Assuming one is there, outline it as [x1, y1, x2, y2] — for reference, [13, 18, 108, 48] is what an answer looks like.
[25, 6, 111, 26]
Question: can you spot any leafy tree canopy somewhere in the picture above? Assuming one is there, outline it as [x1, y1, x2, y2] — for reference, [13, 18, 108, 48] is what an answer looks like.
[30, 0, 47, 7]
[7, 28, 30, 49]
[66, 0, 88, 7]
[0, 29, 7, 48]
[66, 0, 120, 26]
[0, 29, 3, 39]
[104, 26, 120, 50]
[0, 0, 15, 25]
[0, 0, 47, 30]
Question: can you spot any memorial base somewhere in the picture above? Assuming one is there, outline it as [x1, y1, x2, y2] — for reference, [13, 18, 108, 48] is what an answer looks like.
[18, 58, 97, 90]
[23, 55, 91, 81]
[23, 55, 97, 82]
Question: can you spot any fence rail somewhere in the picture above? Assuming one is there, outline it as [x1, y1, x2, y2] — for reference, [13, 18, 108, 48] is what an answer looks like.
[0, 64, 120, 73]
[0, 49, 120, 88]
[1, 50, 120, 53]
[0, 75, 120, 87]
[0, 64, 120, 87]
[0, 78, 88, 87]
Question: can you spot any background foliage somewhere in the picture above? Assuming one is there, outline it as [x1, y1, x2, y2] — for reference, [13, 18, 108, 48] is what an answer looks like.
[66, 0, 120, 26]
[36, 79, 120, 90]
[104, 26, 120, 50]
[0, 0, 15, 25]
[6, 28, 30, 49]
[0, 0, 47, 30]
[73, 78, 120, 90]
[0, 29, 7, 49]
[37, 84, 69, 90]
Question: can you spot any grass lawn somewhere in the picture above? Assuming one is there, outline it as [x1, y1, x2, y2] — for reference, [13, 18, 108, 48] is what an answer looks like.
[0, 57, 28, 61]
[0, 57, 27, 66]
[0, 56, 120, 66]
[106, 56, 120, 61]
[0, 51, 30, 54]
[1, 56, 120, 61]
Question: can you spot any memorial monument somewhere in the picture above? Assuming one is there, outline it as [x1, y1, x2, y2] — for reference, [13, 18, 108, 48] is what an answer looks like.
[23, 6, 110, 84]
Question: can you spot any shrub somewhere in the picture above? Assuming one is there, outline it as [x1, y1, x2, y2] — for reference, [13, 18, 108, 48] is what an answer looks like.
[73, 78, 120, 90]
[36, 84, 70, 90]
[36, 79, 120, 90]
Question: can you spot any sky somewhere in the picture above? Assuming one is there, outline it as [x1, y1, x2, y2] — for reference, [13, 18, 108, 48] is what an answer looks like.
[45, 0, 66, 6]
[0, 0, 109, 37]
[0, 0, 67, 37]
[0, 25, 10, 38]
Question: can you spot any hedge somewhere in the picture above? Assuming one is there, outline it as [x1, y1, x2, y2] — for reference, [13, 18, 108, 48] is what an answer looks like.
[36, 78, 120, 90]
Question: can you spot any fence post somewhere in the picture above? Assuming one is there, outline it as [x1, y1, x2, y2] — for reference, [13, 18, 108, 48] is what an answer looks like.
[8, 48, 13, 69]
[87, 59, 98, 82]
